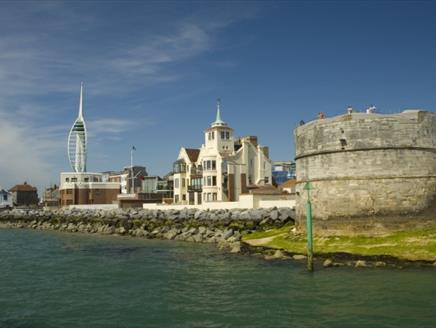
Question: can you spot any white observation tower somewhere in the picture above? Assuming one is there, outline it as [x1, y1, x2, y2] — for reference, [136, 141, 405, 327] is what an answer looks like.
[67, 82, 87, 172]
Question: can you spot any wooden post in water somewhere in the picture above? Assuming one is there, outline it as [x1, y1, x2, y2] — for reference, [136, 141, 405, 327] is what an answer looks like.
[304, 182, 314, 271]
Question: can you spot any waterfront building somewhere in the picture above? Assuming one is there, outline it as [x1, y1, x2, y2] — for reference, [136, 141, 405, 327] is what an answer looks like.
[60, 173, 120, 206]
[278, 178, 297, 194]
[60, 84, 121, 207]
[42, 185, 60, 208]
[173, 100, 272, 205]
[0, 187, 13, 208]
[142, 175, 174, 201]
[272, 161, 296, 185]
[9, 182, 39, 207]
[105, 166, 147, 194]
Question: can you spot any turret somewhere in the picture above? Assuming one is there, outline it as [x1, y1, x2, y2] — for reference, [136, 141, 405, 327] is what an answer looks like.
[204, 99, 234, 153]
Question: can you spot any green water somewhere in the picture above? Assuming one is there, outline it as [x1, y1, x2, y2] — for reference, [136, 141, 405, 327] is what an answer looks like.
[0, 229, 435, 328]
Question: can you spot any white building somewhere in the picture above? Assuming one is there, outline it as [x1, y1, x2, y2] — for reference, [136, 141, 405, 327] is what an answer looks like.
[59, 172, 120, 206]
[173, 100, 272, 205]
[0, 187, 13, 208]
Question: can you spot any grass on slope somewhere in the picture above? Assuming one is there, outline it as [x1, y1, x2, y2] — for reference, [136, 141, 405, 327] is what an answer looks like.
[242, 225, 436, 261]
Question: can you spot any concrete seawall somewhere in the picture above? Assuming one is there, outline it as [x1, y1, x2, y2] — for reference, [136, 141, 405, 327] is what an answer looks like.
[0, 207, 295, 252]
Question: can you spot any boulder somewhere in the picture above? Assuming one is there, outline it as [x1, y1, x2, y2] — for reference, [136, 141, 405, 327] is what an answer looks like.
[272, 249, 287, 259]
[323, 258, 333, 267]
[192, 234, 203, 243]
[293, 254, 307, 261]
[164, 229, 179, 240]
[249, 209, 264, 222]
[222, 229, 234, 240]
[278, 207, 294, 222]
[264, 250, 287, 260]
[230, 242, 241, 253]
[270, 210, 279, 221]
[355, 260, 368, 268]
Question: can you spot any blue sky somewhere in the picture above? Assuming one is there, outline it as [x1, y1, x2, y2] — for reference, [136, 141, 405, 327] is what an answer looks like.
[1, 1, 436, 191]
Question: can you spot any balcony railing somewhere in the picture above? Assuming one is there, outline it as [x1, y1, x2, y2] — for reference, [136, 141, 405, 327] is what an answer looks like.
[190, 167, 203, 176]
[188, 185, 202, 192]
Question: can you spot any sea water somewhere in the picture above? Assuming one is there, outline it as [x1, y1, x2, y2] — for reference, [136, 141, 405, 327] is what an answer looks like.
[0, 229, 435, 328]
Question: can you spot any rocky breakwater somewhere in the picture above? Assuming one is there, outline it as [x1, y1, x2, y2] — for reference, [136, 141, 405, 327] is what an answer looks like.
[0, 207, 295, 253]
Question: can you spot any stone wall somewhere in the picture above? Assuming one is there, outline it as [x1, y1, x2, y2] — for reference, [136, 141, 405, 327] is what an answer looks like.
[294, 110, 436, 233]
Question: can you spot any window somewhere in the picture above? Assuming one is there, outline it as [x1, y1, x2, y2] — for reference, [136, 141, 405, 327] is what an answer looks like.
[84, 177, 89, 182]
[221, 131, 225, 139]
[65, 178, 70, 182]
[212, 176, 217, 186]
[182, 194, 186, 201]
[207, 176, 212, 186]
[265, 177, 269, 183]
[71, 177, 77, 182]
[182, 178, 185, 188]
[212, 193, 217, 201]
[226, 131, 230, 139]
[174, 178, 179, 188]
[191, 178, 202, 189]
[3, 195, 7, 201]
[207, 161, 211, 170]
[212, 160, 216, 170]
[211, 131, 214, 139]
[175, 195, 179, 203]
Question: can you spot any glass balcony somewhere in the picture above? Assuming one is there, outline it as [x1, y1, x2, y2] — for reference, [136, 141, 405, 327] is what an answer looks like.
[173, 160, 186, 174]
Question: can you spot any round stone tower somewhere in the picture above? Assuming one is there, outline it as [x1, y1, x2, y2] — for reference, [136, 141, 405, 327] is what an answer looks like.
[294, 110, 436, 233]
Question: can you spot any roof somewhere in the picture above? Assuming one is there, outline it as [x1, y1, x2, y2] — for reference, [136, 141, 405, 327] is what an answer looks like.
[185, 148, 200, 163]
[9, 183, 37, 192]
[279, 179, 297, 189]
[247, 184, 283, 195]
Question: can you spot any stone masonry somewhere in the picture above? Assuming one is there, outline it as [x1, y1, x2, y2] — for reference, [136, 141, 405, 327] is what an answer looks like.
[294, 110, 436, 233]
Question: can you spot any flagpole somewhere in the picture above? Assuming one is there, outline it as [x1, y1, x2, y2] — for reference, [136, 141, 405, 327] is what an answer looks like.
[130, 146, 134, 194]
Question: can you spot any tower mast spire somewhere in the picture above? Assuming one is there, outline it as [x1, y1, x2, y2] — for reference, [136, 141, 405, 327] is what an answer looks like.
[211, 97, 226, 126]
[216, 98, 222, 122]
[78, 82, 84, 119]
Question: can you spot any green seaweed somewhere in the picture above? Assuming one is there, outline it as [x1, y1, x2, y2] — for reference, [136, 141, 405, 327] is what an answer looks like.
[242, 226, 436, 261]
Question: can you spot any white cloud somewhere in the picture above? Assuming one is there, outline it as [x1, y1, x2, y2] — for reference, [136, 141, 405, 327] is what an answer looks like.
[0, 113, 56, 190]
[87, 118, 137, 136]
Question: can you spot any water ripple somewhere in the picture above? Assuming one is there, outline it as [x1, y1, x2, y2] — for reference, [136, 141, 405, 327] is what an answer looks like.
[0, 229, 435, 328]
